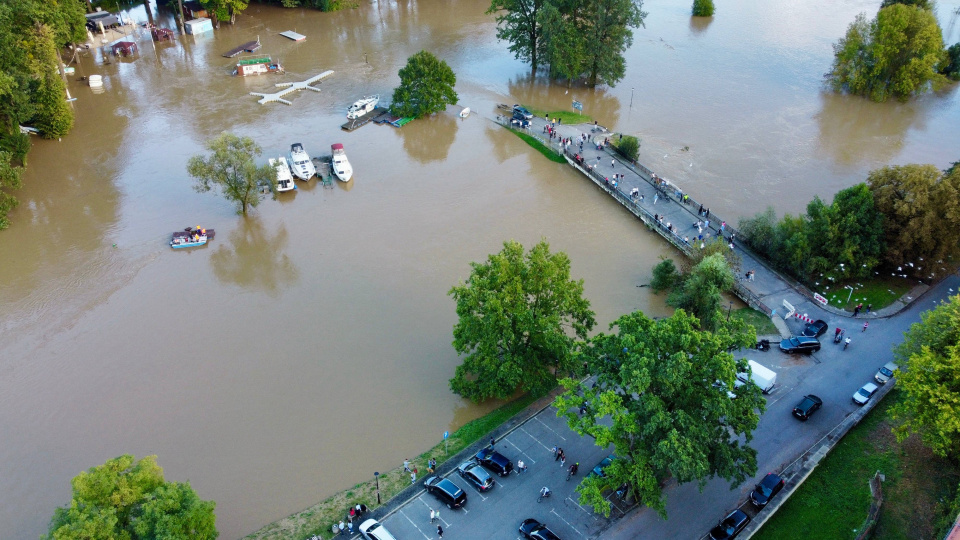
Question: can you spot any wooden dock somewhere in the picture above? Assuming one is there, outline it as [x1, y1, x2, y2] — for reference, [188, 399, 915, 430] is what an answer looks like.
[341, 107, 391, 131]
[222, 39, 261, 58]
[249, 70, 334, 105]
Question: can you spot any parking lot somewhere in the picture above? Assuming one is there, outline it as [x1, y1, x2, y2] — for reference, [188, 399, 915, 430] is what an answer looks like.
[379, 405, 617, 539]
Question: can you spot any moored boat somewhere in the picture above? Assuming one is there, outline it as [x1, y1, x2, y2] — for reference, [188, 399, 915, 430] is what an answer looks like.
[331, 143, 353, 182]
[270, 156, 296, 192]
[346, 95, 379, 119]
[170, 226, 215, 249]
[288, 143, 316, 180]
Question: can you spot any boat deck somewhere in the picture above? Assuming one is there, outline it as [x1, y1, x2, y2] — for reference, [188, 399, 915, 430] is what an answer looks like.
[341, 107, 391, 131]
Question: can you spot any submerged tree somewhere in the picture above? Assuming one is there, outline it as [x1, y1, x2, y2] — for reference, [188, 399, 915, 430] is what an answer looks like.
[188, 132, 276, 215]
[390, 51, 459, 119]
[487, 0, 546, 74]
[448, 240, 596, 401]
[0, 150, 24, 229]
[692, 0, 715, 17]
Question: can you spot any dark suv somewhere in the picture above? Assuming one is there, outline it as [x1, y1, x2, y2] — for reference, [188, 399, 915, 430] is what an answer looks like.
[750, 473, 785, 508]
[512, 105, 533, 119]
[475, 446, 514, 476]
[801, 319, 828, 338]
[423, 476, 467, 509]
[779, 336, 821, 354]
[792, 394, 823, 421]
[708, 509, 750, 540]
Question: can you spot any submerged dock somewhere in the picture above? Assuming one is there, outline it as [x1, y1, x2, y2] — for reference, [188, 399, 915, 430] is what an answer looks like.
[249, 70, 334, 105]
[222, 39, 261, 58]
[341, 107, 391, 131]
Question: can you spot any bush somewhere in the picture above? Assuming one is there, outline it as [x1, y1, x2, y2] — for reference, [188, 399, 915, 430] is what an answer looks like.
[943, 43, 960, 81]
[650, 259, 679, 292]
[615, 135, 640, 161]
[692, 0, 715, 17]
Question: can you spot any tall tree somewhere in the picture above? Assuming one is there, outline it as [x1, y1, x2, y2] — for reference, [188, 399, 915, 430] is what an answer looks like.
[579, 0, 646, 87]
[666, 253, 735, 331]
[891, 295, 960, 459]
[555, 309, 762, 517]
[188, 132, 276, 215]
[868, 164, 960, 273]
[44, 455, 218, 539]
[0, 150, 24, 229]
[390, 51, 459, 119]
[538, 0, 585, 83]
[829, 4, 947, 102]
[448, 240, 596, 401]
[487, 0, 545, 74]
[201, 0, 249, 25]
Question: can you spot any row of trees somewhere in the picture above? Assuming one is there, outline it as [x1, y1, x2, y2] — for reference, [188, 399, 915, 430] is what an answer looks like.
[487, 0, 647, 87]
[449, 240, 762, 515]
[738, 163, 960, 286]
[829, 1, 960, 102]
[0, 0, 86, 228]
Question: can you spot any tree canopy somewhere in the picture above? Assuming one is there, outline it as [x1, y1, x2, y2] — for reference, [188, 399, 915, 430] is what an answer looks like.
[891, 295, 960, 459]
[0, 150, 24, 229]
[487, 0, 546, 73]
[868, 164, 960, 274]
[188, 132, 276, 215]
[390, 51, 459, 119]
[448, 239, 596, 401]
[828, 4, 948, 102]
[555, 309, 762, 517]
[692, 0, 715, 17]
[44, 454, 218, 540]
[200, 0, 250, 25]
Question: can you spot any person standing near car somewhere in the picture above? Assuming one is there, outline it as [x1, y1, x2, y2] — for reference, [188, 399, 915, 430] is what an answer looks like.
[437, 525, 444, 538]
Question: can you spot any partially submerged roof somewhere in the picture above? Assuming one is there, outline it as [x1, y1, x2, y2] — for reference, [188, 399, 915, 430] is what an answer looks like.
[279, 30, 306, 41]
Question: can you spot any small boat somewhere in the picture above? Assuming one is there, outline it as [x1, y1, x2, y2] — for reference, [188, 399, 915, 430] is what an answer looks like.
[88, 74, 103, 87]
[288, 143, 316, 180]
[269, 156, 296, 192]
[170, 226, 215, 249]
[331, 143, 353, 182]
[459, 107, 470, 118]
[346, 95, 379, 119]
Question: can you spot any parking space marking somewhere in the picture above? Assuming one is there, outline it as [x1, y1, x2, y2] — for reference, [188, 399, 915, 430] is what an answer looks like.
[550, 508, 586, 537]
[518, 426, 554, 454]
[398, 509, 433, 540]
[415, 496, 455, 524]
[504, 435, 538, 464]
[534, 416, 568, 441]
[567, 496, 600, 520]
[766, 384, 796, 406]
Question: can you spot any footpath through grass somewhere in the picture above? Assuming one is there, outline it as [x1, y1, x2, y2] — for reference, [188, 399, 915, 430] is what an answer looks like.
[244, 393, 541, 540]
[754, 389, 960, 540]
[509, 128, 566, 164]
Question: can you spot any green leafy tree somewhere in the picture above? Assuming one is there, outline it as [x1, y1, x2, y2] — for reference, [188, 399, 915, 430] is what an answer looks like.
[487, 0, 546, 73]
[614, 134, 639, 161]
[390, 51, 459, 119]
[692, 0, 714, 17]
[201, 0, 249, 25]
[538, 0, 586, 83]
[188, 132, 276, 215]
[579, 0, 647, 87]
[649, 258, 679, 293]
[30, 24, 73, 138]
[891, 294, 960, 459]
[44, 455, 218, 540]
[667, 253, 735, 331]
[829, 5, 948, 102]
[880, 0, 932, 9]
[868, 164, 960, 272]
[0, 150, 24, 229]
[448, 239, 596, 401]
[943, 43, 960, 81]
[555, 309, 762, 517]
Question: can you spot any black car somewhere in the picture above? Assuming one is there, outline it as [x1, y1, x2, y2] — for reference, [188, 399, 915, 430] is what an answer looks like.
[801, 319, 828, 338]
[708, 509, 750, 540]
[456, 459, 495, 492]
[475, 446, 514, 476]
[750, 473, 785, 508]
[779, 336, 821, 354]
[519, 518, 562, 540]
[512, 104, 534, 119]
[792, 394, 823, 421]
[423, 476, 467, 509]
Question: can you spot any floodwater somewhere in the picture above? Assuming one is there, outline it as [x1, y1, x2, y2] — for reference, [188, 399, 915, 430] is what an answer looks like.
[1, 0, 958, 537]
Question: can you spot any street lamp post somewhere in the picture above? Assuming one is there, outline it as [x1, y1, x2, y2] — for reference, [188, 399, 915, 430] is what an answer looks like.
[374, 472, 381, 505]
[630, 87, 634, 109]
[727, 301, 733, 321]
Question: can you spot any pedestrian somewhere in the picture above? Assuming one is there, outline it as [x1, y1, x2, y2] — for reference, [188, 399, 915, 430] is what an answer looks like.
[518, 459, 527, 473]
[403, 459, 410, 473]
[555, 447, 562, 461]
[721, 221, 726, 232]
[863, 322, 869, 332]
[434, 509, 440, 523]
[611, 159, 615, 168]
[867, 304, 872, 313]
[411, 468, 417, 483]
[653, 193, 659, 205]
[558, 117, 562, 125]
[639, 194, 644, 202]
[597, 156, 601, 164]
[698, 204, 703, 215]
[749, 270, 755, 282]
[348, 521, 354, 534]
[704, 220, 710, 230]
[338, 521, 345, 535]
[551, 445, 558, 458]
[706, 208, 710, 218]
[560, 453, 566, 467]
[853, 305, 861, 317]
[490, 437, 496, 449]
[438, 525, 444, 538]
[430, 509, 436, 523]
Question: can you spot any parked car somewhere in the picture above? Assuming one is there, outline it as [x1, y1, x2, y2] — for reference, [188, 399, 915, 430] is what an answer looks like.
[519, 518, 562, 540]
[750, 473, 785, 508]
[512, 104, 533, 119]
[475, 446, 514, 476]
[456, 459, 495, 492]
[801, 319, 828, 338]
[359, 519, 398, 540]
[510, 116, 531, 129]
[590, 455, 616, 478]
[423, 476, 467, 509]
[708, 509, 750, 540]
[792, 394, 823, 421]
[875, 362, 898, 385]
[853, 382, 879, 405]
[779, 336, 821, 354]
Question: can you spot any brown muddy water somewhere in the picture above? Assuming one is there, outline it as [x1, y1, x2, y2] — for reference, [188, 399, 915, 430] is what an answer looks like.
[1, 0, 958, 537]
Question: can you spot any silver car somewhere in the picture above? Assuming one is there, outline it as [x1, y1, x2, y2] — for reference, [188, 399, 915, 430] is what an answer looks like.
[853, 382, 879, 405]
[359, 519, 397, 540]
[875, 362, 898, 384]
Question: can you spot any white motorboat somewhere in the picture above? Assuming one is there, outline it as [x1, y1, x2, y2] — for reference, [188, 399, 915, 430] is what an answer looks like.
[288, 143, 316, 180]
[269, 156, 295, 192]
[346, 94, 379, 119]
[459, 107, 470, 118]
[331, 143, 353, 182]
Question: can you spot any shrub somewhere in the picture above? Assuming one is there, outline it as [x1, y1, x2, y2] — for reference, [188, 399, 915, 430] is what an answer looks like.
[616, 135, 640, 161]
[692, 0, 715, 17]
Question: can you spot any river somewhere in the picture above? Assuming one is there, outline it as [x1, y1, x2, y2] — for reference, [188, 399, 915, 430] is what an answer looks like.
[1, 0, 958, 537]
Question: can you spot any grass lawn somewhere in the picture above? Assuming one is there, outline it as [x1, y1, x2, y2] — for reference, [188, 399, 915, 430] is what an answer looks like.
[524, 106, 594, 126]
[754, 389, 960, 540]
[510, 129, 566, 164]
[245, 392, 542, 540]
[818, 275, 916, 312]
[731, 307, 778, 335]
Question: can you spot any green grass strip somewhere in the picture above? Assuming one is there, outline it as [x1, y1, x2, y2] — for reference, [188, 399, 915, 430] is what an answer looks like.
[526, 107, 594, 125]
[244, 393, 540, 540]
[731, 307, 778, 335]
[509, 129, 566, 164]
